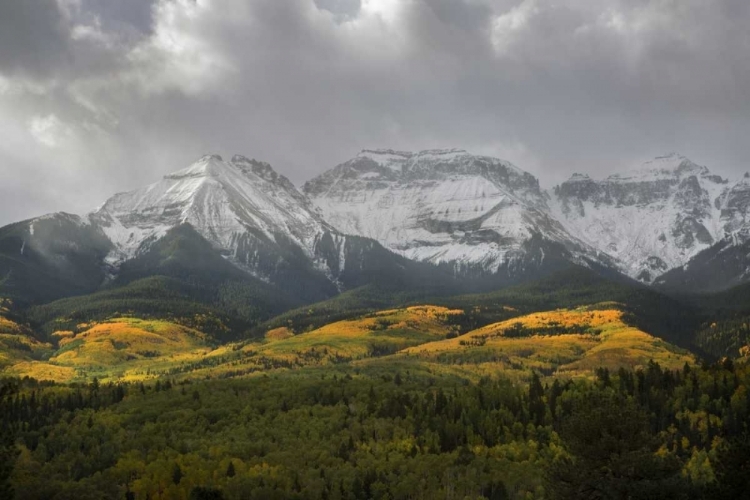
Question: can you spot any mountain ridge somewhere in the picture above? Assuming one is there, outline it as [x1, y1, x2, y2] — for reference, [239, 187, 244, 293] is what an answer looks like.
[3, 149, 750, 310]
[304, 149, 750, 288]
[303, 148, 616, 280]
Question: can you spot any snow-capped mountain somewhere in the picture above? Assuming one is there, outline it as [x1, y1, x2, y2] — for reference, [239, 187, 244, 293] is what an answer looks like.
[549, 154, 731, 283]
[90, 154, 333, 272]
[83, 153, 441, 300]
[4, 148, 750, 305]
[1, 153, 466, 305]
[305, 150, 750, 289]
[653, 171, 750, 291]
[303, 148, 615, 278]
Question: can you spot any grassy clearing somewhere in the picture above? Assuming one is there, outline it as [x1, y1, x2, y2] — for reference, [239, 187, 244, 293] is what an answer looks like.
[4, 361, 77, 382]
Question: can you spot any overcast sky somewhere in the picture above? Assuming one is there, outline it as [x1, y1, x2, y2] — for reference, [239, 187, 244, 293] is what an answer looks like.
[1, 0, 749, 225]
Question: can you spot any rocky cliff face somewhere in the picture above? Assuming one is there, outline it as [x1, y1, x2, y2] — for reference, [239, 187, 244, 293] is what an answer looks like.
[653, 172, 750, 291]
[548, 154, 730, 282]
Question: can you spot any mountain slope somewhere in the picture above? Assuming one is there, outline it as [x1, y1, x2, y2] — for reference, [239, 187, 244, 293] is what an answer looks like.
[304, 148, 615, 280]
[90, 154, 340, 293]
[4, 148, 750, 311]
[1, 154, 475, 313]
[257, 265, 703, 356]
[654, 173, 750, 291]
[654, 237, 750, 292]
[27, 225, 302, 341]
[0, 213, 112, 304]
[549, 154, 730, 283]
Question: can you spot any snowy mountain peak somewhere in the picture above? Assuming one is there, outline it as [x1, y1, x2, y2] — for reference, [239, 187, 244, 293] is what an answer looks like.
[304, 149, 601, 275]
[11, 147, 750, 297]
[306, 149, 542, 198]
[639, 153, 691, 170]
[164, 154, 226, 180]
[614, 154, 721, 183]
[648, 152, 686, 163]
[549, 154, 735, 283]
[199, 153, 223, 162]
[89, 154, 334, 277]
[351, 148, 530, 179]
[358, 148, 412, 158]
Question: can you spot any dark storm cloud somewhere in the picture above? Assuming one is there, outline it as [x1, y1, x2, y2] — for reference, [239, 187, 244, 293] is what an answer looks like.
[0, 0, 69, 77]
[0, 0, 749, 225]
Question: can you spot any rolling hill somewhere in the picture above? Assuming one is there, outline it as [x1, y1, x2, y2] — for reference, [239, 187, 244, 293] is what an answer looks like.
[383, 306, 695, 382]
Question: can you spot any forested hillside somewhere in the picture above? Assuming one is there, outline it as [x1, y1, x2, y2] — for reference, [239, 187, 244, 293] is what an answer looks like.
[1, 266, 749, 499]
[1, 359, 749, 499]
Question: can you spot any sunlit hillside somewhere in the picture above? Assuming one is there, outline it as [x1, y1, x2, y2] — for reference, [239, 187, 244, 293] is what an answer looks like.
[6, 318, 215, 383]
[0, 305, 698, 384]
[378, 306, 696, 382]
[0, 299, 53, 370]
[0, 307, 463, 382]
[254, 305, 462, 359]
[0, 328, 53, 371]
[164, 306, 466, 379]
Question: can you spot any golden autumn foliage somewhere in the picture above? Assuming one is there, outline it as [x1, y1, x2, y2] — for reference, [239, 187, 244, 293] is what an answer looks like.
[0, 304, 696, 384]
[0, 333, 53, 370]
[0, 315, 24, 334]
[5, 360, 76, 382]
[51, 330, 75, 339]
[265, 327, 294, 342]
[0, 309, 35, 336]
[393, 306, 695, 382]
[7, 318, 215, 383]
[245, 305, 463, 366]
[0, 305, 54, 370]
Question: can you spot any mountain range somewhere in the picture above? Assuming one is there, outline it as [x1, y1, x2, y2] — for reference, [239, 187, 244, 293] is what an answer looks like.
[2, 149, 749, 314]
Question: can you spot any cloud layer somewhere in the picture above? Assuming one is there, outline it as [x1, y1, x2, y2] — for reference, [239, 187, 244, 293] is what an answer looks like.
[1, 0, 749, 224]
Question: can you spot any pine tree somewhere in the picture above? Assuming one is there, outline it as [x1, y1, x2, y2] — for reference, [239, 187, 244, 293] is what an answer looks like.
[172, 463, 183, 485]
[529, 372, 546, 426]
